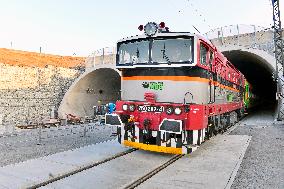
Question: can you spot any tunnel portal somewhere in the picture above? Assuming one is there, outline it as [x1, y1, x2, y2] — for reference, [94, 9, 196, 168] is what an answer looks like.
[58, 67, 121, 118]
[222, 49, 277, 105]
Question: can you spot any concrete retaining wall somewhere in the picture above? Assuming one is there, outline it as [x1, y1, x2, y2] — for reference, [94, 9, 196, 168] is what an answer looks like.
[0, 63, 82, 126]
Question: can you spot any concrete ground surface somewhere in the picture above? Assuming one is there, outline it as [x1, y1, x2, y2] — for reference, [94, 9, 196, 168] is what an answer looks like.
[42, 150, 174, 189]
[230, 108, 284, 189]
[137, 135, 251, 189]
[0, 133, 251, 189]
[0, 140, 128, 189]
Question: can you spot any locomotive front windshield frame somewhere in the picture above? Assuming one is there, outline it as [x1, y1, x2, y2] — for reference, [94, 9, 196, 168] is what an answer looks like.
[117, 36, 194, 66]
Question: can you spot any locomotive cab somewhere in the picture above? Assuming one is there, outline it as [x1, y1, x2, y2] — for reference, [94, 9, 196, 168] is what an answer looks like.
[106, 22, 245, 154]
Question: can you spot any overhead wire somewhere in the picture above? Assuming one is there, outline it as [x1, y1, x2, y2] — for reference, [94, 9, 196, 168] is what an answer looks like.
[165, 0, 212, 33]
[167, 0, 273, 46]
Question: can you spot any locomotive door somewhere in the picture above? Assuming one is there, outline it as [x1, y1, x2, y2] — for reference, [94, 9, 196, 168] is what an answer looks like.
[209, 50, 215, 103]
[200, 42, 215, 104]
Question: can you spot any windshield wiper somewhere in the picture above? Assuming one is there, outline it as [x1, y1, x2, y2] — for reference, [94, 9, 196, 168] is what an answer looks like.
[128, 48, 140, 65]
[136, 47, 140, 58]
[161, 43, 171, 64]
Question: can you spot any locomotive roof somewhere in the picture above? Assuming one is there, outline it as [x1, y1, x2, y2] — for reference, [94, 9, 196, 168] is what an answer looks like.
[117, 32, 214, 54]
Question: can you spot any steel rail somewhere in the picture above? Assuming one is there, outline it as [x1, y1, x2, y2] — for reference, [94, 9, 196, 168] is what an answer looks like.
[123, 154, 184, 189]
[26, 148, 137, 189]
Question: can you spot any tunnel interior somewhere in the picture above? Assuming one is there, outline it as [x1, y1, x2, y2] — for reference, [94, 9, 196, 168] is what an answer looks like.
[58, 68, 121, 118]
[222, 50, 277, 107]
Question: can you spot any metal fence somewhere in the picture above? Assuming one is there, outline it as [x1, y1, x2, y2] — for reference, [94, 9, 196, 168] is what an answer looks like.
[205, 24, 266, 39]
[85, 47, 116, 69]
[204, 24, 275, 55]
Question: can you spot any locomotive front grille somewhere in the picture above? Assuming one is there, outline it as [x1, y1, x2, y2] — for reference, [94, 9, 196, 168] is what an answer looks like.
[159, 119, 182, 133]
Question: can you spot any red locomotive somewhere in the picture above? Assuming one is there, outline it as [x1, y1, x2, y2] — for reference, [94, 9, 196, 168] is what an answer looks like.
[106, 22, 248, 154]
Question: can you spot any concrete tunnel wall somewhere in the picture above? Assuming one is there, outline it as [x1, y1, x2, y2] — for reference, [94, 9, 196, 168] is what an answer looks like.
[58, 65, 121, 119]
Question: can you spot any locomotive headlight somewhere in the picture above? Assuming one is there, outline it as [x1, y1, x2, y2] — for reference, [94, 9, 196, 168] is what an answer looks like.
[174, 107, 182, 115]
[122, 104, 128, 111]
[129, 104, 136, 112]
[165, 106, 174, 115]
[144, 22, 158, 36]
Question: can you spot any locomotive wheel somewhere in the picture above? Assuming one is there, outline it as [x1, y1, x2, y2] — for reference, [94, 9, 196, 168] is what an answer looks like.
[213, 116, 219, 135]
[220, 114, 229, 133]
[226, 113, 231, 128]
[206, 117, 215, 139]
[205, 125, 211, 140]
[236, 108, 246, 122]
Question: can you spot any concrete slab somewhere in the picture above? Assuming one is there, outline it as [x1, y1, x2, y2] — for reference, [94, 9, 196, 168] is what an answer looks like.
[41, 139, 126, 167]
[0, 172, 30, 189]
[138, 135, 251, 189]
[0, 139, 129, 189]
[241, 115, 274, 125]
[43, 150, 174, 189]
[0, 160, 75, 189]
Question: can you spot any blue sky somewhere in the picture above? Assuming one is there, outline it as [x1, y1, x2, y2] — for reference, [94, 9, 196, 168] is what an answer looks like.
[0, 0, 282, 56]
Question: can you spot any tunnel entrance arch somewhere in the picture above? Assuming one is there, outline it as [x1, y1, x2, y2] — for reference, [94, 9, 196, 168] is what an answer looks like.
[58, 65, 121, 119]
[220, 45, 277, 108]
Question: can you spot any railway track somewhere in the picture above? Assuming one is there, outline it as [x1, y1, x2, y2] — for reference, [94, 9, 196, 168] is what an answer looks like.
[26, 148, 137, 189]
[123, 154, 183, 189]
[120, 123, 239, 189]
[26, 149, 183, 189]
[25, 123, 240, 189]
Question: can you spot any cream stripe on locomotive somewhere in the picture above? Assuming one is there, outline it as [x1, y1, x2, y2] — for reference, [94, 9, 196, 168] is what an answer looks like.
[122, 77, 241, 105]
[122, 76, 240, 92]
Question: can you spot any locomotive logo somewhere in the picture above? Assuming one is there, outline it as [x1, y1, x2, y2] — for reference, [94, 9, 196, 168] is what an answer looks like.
[142, 82, 149, 88]
[142, 82, 164, 90]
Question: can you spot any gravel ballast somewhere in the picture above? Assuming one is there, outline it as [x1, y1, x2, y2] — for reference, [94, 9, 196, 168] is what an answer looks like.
[0, 123, 116, 167]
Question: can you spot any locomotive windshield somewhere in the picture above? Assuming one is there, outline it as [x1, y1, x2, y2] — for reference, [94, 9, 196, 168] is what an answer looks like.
[118, 40, 150, 64]
[117, 37, 193, 65]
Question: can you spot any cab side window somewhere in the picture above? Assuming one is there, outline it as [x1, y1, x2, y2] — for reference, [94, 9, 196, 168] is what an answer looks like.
[209, 51, 214, 69]
[200, 43, 208, 65]
[209, 51, 214, 65]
